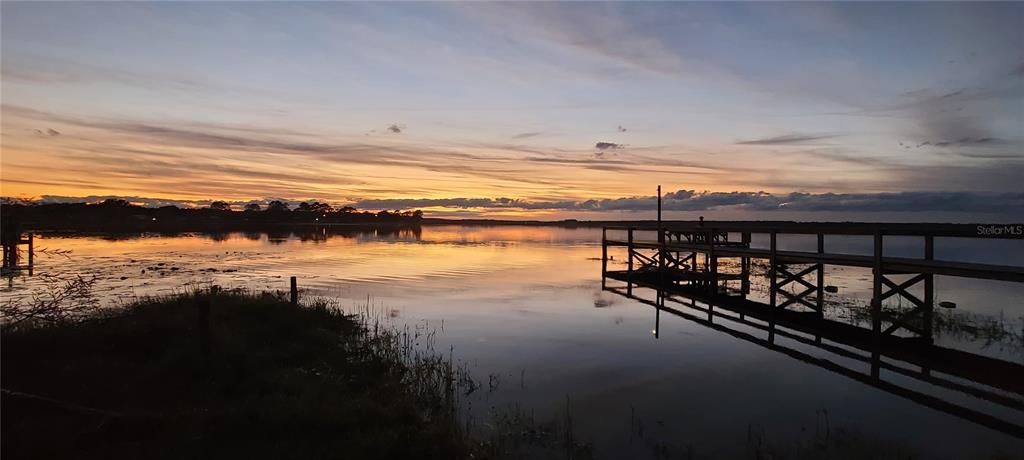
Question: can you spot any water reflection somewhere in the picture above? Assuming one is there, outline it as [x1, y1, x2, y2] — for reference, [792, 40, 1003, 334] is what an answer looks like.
[606, 283, 1024, 439]
[38, 225, 423, 245]
[3, 225, 1023, 457]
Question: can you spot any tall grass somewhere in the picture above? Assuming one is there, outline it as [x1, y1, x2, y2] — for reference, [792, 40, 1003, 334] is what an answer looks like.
[1, 289, 473, 459]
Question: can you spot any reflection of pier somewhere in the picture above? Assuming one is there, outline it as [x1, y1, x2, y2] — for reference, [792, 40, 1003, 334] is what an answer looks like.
[601, 222, 1024, 438]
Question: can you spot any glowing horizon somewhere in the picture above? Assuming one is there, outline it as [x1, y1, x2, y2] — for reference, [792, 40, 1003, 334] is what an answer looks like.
[2, 2, 1022, 219]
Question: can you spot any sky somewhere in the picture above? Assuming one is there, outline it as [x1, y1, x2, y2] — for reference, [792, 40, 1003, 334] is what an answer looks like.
[1, 2, 1022, 220]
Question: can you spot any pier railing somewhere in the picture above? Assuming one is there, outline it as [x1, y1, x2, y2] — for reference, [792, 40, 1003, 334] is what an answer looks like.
[602, 222, 1024, 340]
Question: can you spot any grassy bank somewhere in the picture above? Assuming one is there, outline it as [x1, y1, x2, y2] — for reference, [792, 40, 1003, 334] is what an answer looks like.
[2, 291, 468, 460]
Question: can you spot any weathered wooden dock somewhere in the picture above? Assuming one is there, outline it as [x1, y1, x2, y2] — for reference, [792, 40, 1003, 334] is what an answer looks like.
[601, 221, 1024, 438]
[1, 216, 34, 275]
[602, 222, 1024, 339]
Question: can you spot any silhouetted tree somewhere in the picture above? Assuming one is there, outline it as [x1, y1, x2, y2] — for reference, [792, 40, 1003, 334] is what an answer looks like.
[99, 198, 131, 208]
[309, 201, 333, 213]
[2, 198, 425, 231]
[209, 201, 231, 211]
[292, 201, 332, 214]
[266, 200, 289, 212]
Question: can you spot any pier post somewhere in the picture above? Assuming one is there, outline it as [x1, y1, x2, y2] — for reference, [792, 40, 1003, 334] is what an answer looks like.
[740, 232, 751, 295]
[816, 233, 824, 318]
[27, 233, 34, 275]
[923, 234, 934, 341]
[708, 228, 717, 295]
[627, 228, 634, 297]
[601, 228, 607, 289]
[653, 294, 661, 339]
[769, 231, 777, 308]
[290, 276, 298, 305]
[657, 186, 665, 293]
[872, 231, 883, 335]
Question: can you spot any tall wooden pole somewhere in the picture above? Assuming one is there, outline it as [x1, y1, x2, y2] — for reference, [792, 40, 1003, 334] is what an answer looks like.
[923, 234, 934, 342]
[627, 228, 634, 297]
[601, 228, 607, 289]
[657, 185, 662, 226]
[657, 186, 665, 290]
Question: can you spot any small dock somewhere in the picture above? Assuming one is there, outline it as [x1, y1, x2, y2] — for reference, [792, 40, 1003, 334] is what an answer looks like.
[602, 222, 1024, 339]
[1, 216, 34, 275]
[601, 221, 1024, 438]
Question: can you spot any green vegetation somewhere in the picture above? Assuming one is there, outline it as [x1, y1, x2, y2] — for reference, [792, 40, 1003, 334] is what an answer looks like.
[1, 290, 467, 459]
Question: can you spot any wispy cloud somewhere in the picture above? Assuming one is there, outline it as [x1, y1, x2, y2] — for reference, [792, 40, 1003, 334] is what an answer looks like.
[594, 142, 624, 150]
[33, 128, 61, 137]
[736, 133, 841, 145]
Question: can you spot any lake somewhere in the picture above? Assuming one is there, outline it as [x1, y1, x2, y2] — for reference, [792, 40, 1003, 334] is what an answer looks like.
[3, 225, 1022, 458]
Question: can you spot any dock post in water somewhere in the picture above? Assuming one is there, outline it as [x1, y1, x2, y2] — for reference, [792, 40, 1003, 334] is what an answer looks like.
[816, 233, 825, 319]
[290, 276, 298, 305]
[740, 232, 751, 295]
[626, 228, 634, 297]
[923, 234, 935, 342]
[27, 233, 34, 273]
[601, 228, 608, 289]
[657, 186, 665, 295]
[708, 227, 718, 295]
[769, 231, 777, 309]
[872, 230, 884, 335]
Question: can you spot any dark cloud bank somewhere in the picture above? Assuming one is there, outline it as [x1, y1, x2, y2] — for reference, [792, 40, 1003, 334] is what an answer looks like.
[736, 133, 841, 145]
[40, 190, 1020, 214]
[353, 190, 1024, 213]
[31, 190, 1024, 214]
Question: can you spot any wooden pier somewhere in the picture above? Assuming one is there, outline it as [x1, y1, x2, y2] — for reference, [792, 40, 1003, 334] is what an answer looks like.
[1, 216, 34, 275]
[601, 221, 1024, 438]
[602, 222, 1024, 340]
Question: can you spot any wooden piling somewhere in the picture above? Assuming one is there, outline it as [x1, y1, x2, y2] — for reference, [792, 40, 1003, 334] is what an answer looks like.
[708, 228, 718, 295]
[816, 233, 825, 318]
[601, 228, 608, 289]
[872, 231, 884, 335]
[769, 231, 777, 308]
[27, 233, 33, 269]
[740, 232, 751, 295]
[923, 234, 935, 341]
[627, 228, 634, 297]
[290, 276, 298, 305]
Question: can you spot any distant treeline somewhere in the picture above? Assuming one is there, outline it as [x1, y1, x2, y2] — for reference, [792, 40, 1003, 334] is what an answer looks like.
[1, 198, 423, 232]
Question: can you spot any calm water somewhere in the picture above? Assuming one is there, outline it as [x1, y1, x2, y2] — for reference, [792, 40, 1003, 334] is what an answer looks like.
[4, 225, 1023, 458]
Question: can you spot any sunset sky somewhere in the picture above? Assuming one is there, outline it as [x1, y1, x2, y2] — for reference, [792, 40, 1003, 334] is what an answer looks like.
[2, 2, 1022, 219]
